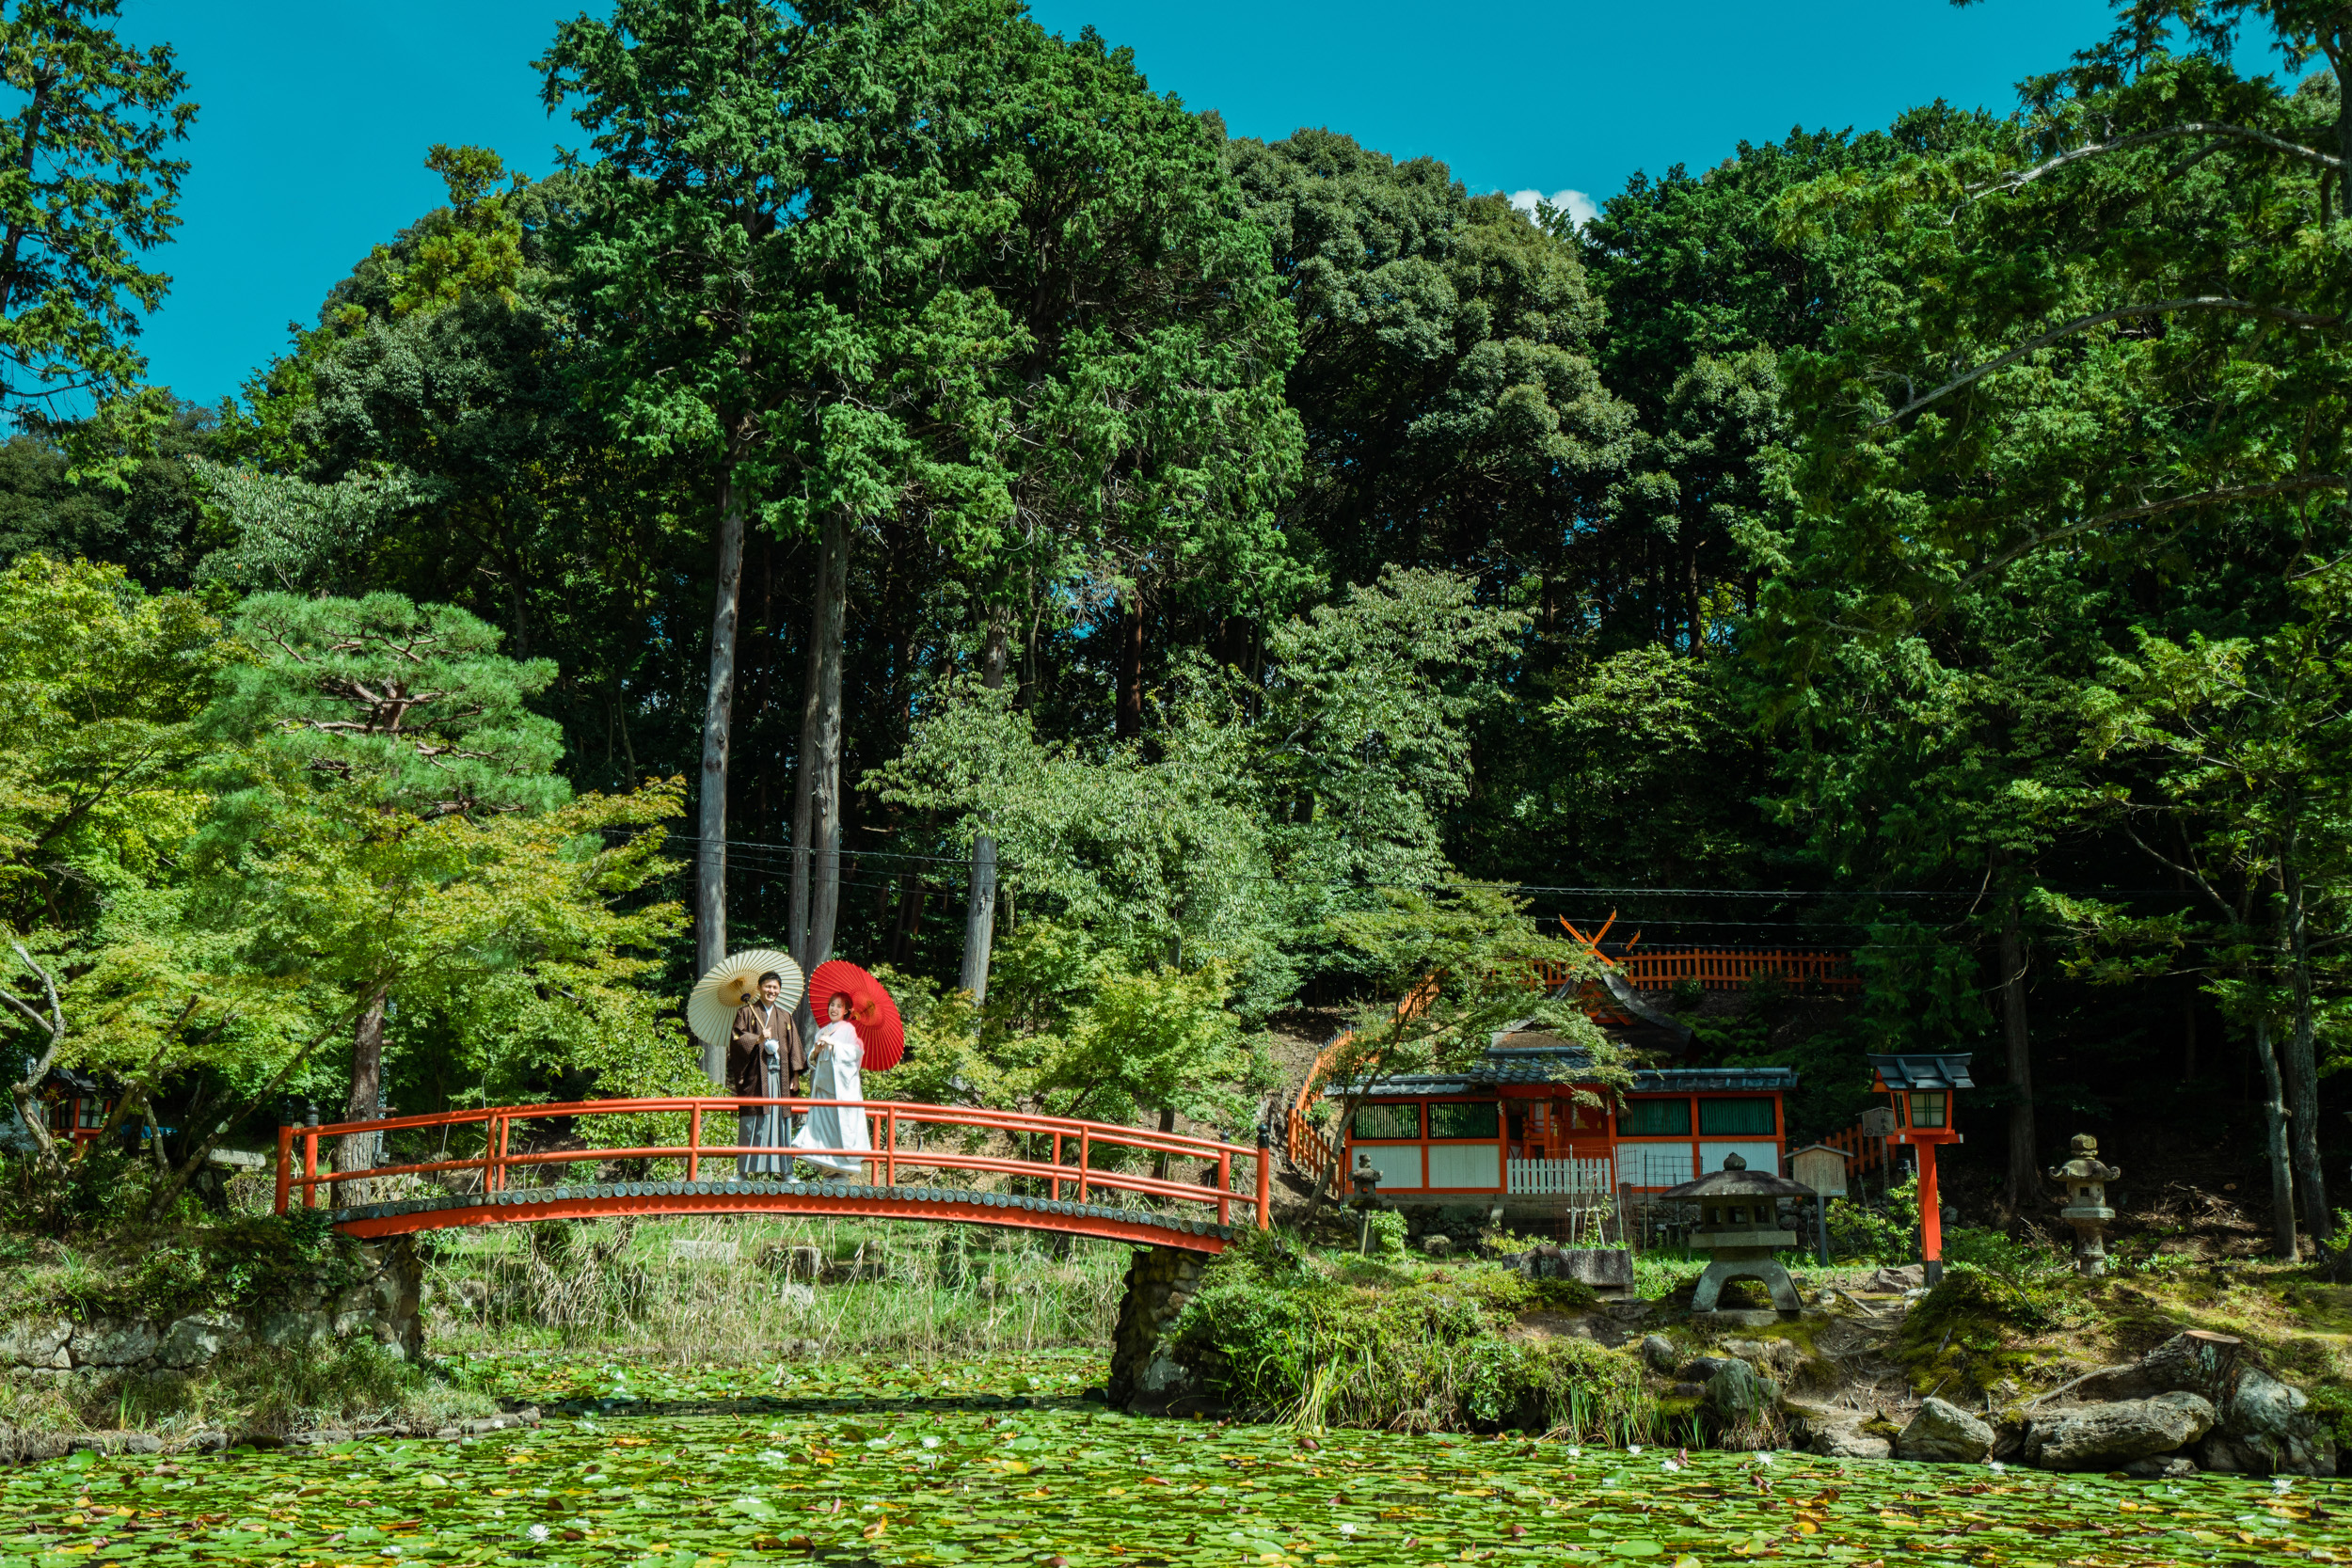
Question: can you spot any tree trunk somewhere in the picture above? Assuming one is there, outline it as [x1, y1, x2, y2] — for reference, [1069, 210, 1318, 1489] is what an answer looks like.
[1684, 535, 1706, 657]
[960, 618, 1009, 1003]
[2254, 1014, 2299, 1259]
[2182, 979, 2198, 1080]
[1115, 591, 1144, 739]
[1995, 873, 2037, 1215]
[792, 510, 850, 980]
[889, 877, 925, 967]
[1152, 1103, 1178, 1183]
[2282, 858, 2332, 1245]
[338, 989, 389, 1205]
[695, 473, 748, 1083]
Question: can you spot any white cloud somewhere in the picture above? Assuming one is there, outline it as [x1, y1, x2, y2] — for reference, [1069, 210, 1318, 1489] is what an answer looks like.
[1507, 187, 1598, 230]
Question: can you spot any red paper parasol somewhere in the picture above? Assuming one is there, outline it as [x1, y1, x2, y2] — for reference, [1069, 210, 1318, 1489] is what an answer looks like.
[807, 960, 905, 1071]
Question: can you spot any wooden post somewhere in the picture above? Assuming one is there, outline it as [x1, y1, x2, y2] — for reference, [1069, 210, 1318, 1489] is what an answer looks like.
[1918, 1140, 1944, 1283]
[884, 1107, 898, 1187]
[1078, 1128, 1089, 1204]
[1217, 1148, 1232, 1227]
[688, 1103, 703, 1184]
[301, 1126, 318, 1210]
[1051, 1132, 1063, 1200]
[1255, 1125, 1271, 1229]
[274, 1123, 294, 1215]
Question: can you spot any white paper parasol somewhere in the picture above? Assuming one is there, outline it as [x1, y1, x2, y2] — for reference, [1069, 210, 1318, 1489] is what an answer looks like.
[688, 949, 804, 1047]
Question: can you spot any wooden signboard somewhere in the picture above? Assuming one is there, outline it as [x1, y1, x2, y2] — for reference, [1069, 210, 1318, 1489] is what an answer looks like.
[1789, 1143, 1851, 1197]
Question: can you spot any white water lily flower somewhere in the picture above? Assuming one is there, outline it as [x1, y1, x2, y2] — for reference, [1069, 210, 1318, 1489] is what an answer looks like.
[1987, 1462, 2007, 1474]
[1627, 1445, 1642, 1454]
[1565, 1447, 1581, 1459]
[527, 1524, 550, 1542]
[2274, 1478, 2295, 1494]
[921, 1436, 941, 1449]
[1339, 1523, 1357, 1535]
[1754, 1452, 1775, 1465]
[1661, 1460, 1682, 1473]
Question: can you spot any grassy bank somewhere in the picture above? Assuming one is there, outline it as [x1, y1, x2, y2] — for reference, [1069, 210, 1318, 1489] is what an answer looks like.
[1168, 1231, 1663, 1439]
[420, 1213, 1129, 1362]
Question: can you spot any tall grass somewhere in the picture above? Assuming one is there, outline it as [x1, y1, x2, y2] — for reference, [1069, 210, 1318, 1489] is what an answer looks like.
[1169, 1237, 1661, 1439]
[421, 1214, 1129, 1364]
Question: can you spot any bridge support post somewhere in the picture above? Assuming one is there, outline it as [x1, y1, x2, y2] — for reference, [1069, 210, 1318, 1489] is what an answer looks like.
[1105, 1245, 1209, 1414]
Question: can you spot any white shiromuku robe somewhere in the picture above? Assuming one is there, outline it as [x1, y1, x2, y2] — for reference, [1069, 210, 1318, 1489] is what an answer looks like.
[792, 1020, 869, 1177]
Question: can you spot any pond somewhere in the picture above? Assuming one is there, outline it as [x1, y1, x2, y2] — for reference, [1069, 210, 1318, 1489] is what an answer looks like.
[2, 1353, 2343, 1566]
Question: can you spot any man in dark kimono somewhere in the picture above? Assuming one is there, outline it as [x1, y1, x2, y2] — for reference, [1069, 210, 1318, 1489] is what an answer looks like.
[728, 973, 806, 1178]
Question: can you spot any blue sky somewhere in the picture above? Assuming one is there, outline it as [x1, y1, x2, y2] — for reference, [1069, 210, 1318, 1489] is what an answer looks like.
[119, 0, 2210, 408]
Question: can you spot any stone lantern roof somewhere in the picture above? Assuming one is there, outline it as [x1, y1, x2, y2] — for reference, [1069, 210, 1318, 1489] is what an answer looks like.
[1660, 1150, 1814, 1204]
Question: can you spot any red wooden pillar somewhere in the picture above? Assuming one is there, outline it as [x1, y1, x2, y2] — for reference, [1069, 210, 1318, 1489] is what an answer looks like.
[1918, 1141, 1944, 1283]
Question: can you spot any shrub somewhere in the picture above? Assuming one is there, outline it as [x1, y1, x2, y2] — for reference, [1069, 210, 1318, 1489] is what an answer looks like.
[1169, 1249, 1651, 1437]
[1824, 1174, 1919, 1263]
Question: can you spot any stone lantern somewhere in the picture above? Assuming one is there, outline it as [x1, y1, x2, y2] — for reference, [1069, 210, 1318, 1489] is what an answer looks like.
[1349, 1151, 1386, 1256]
[1661, 1152, 1816, 1316]
[2050, 1132, 2120, 1276]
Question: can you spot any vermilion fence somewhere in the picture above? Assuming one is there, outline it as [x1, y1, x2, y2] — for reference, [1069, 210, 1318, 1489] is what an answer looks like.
[1812, 1117, 1894, 1181]
[274, 1097, 1270, 1230]
[1529, 946, 1858, 993]
[1282, 974, 1441, 1183]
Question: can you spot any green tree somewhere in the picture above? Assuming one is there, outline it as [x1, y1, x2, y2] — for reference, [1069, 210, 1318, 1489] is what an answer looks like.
[1759, 20, 2352, 1218]
[0, 553, 220, 1164]
[538, 0, 838, 1019]
[1313, 882, 1620, 1215]
[202, 592, 571, 1180]
[2083, 563, 2352, 1255]
[0, 1, 195, 440]
[1227, 128, 1629, 609]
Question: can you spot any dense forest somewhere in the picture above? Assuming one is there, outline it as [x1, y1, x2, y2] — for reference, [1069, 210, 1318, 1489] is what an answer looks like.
[5, 0, 2350, 1258]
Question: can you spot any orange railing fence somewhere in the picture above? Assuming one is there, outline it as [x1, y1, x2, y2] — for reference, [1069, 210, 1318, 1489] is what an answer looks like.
[1280, 974, 1441, 1183]
[1813, 1117, 1894, 1182]
[275, 1097, 1270, 1230]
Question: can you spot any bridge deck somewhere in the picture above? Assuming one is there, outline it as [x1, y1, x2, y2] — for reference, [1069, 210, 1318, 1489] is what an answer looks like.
[331, 1176, 1240, 1251]
[280, 1095, 1268, 1248]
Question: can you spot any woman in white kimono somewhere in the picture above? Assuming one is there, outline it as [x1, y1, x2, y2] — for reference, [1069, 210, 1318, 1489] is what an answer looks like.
[792, 991, 870, 1180]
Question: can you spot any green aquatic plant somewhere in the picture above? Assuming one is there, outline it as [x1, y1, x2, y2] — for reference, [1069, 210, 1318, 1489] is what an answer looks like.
[0, 1352, 2337, 1565]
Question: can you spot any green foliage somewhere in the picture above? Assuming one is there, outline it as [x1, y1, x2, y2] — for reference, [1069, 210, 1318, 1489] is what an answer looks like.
[883, 922, 1272, 1134]
[1172, 1245, 1654, 1436]
[210, 591, 567, 819]
[1323, 881, 1621, 1097]
[0, 0, 197, 445]
[0, 554, 222, 930]
[0, 1203, 372, 1322]
[1226, 129, 1627, 594]
[1823, 1174, 1920, 1264]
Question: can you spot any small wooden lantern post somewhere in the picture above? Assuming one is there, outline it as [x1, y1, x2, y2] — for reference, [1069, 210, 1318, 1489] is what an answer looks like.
[1866, 1053, 1972, 1285]
[1788, 1144, 1851, 1265]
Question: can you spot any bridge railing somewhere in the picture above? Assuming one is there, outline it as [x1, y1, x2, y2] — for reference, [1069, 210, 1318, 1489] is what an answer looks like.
[273, 1096, 1271, 1230]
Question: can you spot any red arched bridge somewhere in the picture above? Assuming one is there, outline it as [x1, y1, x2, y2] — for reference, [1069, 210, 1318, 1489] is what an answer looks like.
[273, 1097, 1270, 1254]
